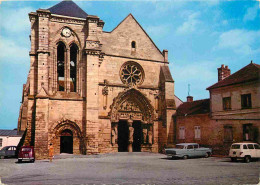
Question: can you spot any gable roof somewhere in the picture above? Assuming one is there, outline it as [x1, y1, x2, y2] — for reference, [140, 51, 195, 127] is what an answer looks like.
[110, 14, 163, 56]
[176, 99, 210, 116]
[48, 0, 88, 19]
[207, 62, 260, 90]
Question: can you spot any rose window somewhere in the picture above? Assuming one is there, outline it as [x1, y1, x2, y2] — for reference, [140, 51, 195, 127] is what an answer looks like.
[120, 62, 144, 85]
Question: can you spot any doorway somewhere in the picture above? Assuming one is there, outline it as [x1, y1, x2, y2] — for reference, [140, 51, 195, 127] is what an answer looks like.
[60, 129, 73, 154]
[133, 121, 142, 152]
[118, 120, 129, 152]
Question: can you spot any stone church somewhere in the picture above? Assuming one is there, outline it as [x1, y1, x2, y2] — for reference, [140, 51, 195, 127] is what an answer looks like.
[17, 1, 177, 159]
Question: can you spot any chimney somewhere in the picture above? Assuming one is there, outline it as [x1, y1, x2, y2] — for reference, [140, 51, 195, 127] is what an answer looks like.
[187, 96, 193, 102]
[163, 49, 168, 62]
[218, 64, 231, 81]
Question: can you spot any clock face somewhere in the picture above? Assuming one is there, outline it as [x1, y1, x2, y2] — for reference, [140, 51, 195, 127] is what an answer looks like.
[62, 28, 71, 37]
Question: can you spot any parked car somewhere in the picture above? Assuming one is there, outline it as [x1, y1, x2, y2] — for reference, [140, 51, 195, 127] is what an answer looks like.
[18, 146, 35, 163]
[0, 146, 17, 159]
[165, 143, 212, 159]
[229, 142, 260, 163]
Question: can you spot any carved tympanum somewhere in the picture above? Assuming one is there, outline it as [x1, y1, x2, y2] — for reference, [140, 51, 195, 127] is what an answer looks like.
[109, 88, 154, 123]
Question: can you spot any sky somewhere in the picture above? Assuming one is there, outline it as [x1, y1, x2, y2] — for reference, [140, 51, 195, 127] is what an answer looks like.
[0, 0, 259, 129]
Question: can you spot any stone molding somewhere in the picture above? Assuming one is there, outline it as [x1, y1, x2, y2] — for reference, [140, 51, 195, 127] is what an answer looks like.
[52, 119, 83, 138]
[36, 9, 51, 18]
[50, 15, 86, 25]
[104, 54, 169, 64]
[98, 81, 159, 90]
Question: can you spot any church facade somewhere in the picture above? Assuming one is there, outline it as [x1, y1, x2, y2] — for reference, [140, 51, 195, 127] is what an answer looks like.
[17, 1, 176, 159]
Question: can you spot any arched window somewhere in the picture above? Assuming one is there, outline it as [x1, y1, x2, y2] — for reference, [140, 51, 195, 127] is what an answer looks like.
[57, 42, 66, 91]
[131, 41, 136, 49]
[70, 43, 78, 92]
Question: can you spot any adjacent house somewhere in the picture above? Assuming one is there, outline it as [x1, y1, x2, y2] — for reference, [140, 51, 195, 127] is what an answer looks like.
[174, 62, 260, 155]
[0, 130, 24, 150]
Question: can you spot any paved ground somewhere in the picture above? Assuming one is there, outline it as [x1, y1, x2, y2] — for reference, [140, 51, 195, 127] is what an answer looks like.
[0, 153, 259, 185]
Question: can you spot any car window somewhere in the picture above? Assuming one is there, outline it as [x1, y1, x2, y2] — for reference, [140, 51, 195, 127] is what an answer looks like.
[194, 145, 199, 149]
[22, 148, 32, 152]
[254, 144, 260, 149]
[176, 145, 185, 149]
[248, 144, 254, 149]
[232, 144, 241, 149]
[243, 145, 248, 149]
[8, 147, 12, 151]
[187, 145, 193, 149]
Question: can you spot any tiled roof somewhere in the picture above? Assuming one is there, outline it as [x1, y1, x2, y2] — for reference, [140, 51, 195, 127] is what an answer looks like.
[0, 130, 24, 136]
[207, 62, 260, 90]
[48, 0, 88, 19]
[176, 99, 210, 116]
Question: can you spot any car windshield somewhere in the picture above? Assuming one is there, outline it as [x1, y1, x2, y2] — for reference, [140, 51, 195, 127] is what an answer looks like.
[0, 146, 9, 151]
[176, 145, 185, 149]
[231, 144, 240, 149]
[21, 148, 32, 152]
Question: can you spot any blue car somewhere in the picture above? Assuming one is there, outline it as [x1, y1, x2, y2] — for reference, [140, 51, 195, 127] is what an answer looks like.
[0, 146, 17, 159]
[165, 143, 212, 159]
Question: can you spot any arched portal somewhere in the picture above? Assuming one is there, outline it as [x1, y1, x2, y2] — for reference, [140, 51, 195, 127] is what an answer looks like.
[60, 129, 73, 154]
[51, 120, 83, 155]
[109, 88, 154, 152]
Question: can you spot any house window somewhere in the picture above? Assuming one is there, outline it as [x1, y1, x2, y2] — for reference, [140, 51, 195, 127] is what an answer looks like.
[194, 126, 201, 139]
[243, 124, 254, 141]
[224, 126, 233, 142]
[0, 138, 2, 147]
[179, 126, 185, 139]
[223, 97, 231, 110]
[241, 94, 251, 109]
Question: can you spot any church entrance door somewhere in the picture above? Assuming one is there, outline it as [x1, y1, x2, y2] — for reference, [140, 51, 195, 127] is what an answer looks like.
[133, 121, 142, 152]
[60, 129, 73, 154]
[118, 120, 129, 152]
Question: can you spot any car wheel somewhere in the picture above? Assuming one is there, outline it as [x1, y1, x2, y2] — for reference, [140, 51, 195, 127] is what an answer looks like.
[18, 159, 22, 163]
[0, 156, 4, 159]
[244, 156, 251, 163]
[231, 157, 237, 162]
[205, 153, 210, 158]
[31, 159, 35, 163]
[183, 155, 188, 160]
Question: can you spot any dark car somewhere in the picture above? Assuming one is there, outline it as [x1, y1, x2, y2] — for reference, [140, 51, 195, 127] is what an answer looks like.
[0, 146, 17, 159]
[18, 146, 35, 163]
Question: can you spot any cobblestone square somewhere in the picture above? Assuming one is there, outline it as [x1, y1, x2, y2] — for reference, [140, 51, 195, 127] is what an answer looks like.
[0, 153, 259, 185]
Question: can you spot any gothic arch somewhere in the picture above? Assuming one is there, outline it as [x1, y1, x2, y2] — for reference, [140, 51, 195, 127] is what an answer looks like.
[53, 26, 82, 49]
[109, 88, 154, 123]
[53, 119, 83, 138]
[56, 40, 68, 49]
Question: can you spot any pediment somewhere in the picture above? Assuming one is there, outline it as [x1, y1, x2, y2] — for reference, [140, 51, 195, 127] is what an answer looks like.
[102, 14, 165, 62]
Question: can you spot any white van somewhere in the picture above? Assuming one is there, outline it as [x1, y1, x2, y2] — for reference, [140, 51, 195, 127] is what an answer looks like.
[229, 142, 260, 163]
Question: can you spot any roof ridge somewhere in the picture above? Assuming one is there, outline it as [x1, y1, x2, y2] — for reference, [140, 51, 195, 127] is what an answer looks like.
[183, 98, 209, 103]
[207, 62, 260, 90]
[48, 0, 88, 19]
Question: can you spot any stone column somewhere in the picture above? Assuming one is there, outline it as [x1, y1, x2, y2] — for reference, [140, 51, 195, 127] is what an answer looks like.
[128, 119, 134, 152]
[143, 128, 148, 144]
[65, 49, 70, 92]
